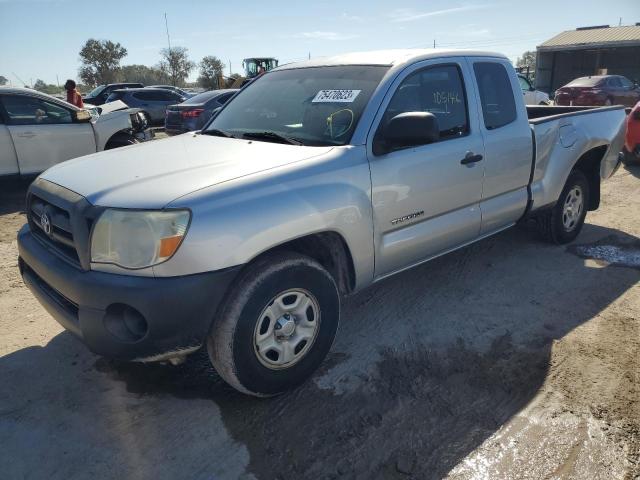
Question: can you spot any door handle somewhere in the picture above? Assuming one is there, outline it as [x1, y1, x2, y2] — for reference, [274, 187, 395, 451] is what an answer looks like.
[17, 132, 36, 138]
[460, 152, 483, 165]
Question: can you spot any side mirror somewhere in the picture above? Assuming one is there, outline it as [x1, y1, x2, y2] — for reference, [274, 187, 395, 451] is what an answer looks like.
[73, 109, 92, 123]
[374, 112, 439, 155]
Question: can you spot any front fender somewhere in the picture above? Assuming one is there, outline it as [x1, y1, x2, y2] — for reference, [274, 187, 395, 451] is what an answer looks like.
[157, 147, 375, 290]
[92, 110, 134, 151]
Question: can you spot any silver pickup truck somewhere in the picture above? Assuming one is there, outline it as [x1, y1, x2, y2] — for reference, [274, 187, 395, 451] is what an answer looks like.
[17, 49, 626, 396]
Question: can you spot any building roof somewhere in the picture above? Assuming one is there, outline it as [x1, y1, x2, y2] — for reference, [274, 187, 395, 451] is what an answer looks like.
[538, 25, 640, 51]
[277, 49, 507, 70]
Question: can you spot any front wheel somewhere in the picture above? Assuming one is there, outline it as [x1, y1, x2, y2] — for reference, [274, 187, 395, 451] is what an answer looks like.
[536, 170, 590, 244]
[207, 252, 340, 396]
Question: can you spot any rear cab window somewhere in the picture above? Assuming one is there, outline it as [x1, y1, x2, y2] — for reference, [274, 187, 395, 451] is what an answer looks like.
[473, 62, 517, 130]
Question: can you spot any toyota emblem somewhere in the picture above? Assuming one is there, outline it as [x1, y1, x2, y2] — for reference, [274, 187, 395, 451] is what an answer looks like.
[40, 212, 52, 236]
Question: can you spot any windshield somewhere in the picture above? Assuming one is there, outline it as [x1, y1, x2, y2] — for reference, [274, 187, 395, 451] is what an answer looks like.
[566, 77, 603, 87]
[206, 65, 388, 146]
[87, 85, 105, 97]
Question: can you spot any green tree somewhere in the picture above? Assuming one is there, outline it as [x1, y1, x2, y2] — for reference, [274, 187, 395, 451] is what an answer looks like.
[119, 64, 167, 85]
[79, 39, 128, 87]
[158, 47, 195, 87]
[33, 79, 63, 95]
[516, 51, 536, 80]
[0, 75, 8, 86]
[198, 55, 225, 89]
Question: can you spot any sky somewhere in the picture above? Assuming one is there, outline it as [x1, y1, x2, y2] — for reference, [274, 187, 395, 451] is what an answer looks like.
[0, 0, 638, 86]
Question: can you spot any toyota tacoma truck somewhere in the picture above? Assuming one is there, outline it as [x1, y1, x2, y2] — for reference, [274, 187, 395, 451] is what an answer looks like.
[0, 87, 152, 177]
[17, 50, 626, 396]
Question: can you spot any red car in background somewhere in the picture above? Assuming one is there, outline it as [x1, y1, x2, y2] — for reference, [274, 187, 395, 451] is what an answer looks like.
[623, 102, 640, 165]
[555, 75, 640, 107]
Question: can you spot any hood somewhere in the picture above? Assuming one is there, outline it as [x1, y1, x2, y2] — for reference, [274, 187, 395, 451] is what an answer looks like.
[96, 100, 130, 115]
[41, 134, 333, 208]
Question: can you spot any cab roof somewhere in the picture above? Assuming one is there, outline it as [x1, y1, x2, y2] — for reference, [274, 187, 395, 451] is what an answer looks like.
[0, 86, 80, 110]
[276, 49, 507, 70]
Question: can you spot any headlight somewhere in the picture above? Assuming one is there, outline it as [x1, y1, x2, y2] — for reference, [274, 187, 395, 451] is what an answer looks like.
[91, 209, 190, 269]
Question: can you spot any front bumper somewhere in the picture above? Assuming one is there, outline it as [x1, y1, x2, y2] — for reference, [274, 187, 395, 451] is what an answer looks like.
[18, 224, 240, 361]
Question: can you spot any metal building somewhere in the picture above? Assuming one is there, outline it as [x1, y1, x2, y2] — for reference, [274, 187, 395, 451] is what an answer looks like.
[536, 24, 640, 94]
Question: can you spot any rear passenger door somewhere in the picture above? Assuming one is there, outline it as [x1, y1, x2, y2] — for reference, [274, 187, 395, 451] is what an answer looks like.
[368, 58, 485, 278]
[468, 59, 533, 235]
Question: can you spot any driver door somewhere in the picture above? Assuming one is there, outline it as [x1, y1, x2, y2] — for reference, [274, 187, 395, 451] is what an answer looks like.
[1, 94, 95, 174]
[367, 59, 485, 278]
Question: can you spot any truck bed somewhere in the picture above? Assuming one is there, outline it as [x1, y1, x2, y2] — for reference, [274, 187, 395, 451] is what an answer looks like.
[526, 104, 623, 123]
[526, 104, 626, 213]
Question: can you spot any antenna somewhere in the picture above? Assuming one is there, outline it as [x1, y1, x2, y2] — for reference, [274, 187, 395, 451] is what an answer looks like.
[12, 72, 27, 87]
[164, 13, 172, 52]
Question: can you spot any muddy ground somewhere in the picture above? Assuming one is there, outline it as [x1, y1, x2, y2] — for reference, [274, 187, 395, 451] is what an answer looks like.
[0, 166, 639, 480]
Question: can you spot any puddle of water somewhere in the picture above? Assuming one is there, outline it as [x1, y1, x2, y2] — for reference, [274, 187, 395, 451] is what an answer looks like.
[568, 235, 640, 270]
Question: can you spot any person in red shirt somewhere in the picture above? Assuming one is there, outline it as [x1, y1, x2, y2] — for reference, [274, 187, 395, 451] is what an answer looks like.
[64, 79, 84, 108]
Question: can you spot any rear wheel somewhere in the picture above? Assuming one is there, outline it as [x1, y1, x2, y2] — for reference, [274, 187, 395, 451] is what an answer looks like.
[536, 170, 590, 244]
[207, 252, 340, 397]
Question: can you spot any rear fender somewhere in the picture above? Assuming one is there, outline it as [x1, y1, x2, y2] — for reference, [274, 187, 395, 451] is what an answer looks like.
[529, 108, 626, 211]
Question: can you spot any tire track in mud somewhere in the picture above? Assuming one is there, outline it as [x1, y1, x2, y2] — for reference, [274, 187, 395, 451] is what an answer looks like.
[99, 334, 550, 479]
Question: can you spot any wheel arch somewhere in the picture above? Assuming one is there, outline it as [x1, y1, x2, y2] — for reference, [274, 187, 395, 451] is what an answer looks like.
[104, 130, 137, 150]
[572, 144, 608, 210]
[246, 231, 356, 296]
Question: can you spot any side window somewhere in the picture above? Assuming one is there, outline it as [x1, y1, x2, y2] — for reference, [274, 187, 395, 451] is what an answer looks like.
[619, 77, 633, 88]
[608, 77, 622, 88]
[133, 91, 154, 101]
[1, 95, 73, 125]
[382, 64, 469, 141]
[216, 93, 233, 104]
[518, 75, 531, 91]
[473, 62, 517, 130]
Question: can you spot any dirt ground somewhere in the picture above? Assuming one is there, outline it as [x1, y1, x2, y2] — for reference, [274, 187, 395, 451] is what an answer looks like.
[0, 165, 639, 480]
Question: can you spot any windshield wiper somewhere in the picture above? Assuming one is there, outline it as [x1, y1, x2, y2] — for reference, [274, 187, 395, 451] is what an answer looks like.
[242, 131, 302, 146]
[200, 128, 236, 138]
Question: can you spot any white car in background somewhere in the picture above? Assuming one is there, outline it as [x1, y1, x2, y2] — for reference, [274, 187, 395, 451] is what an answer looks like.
[0, 87, 152, 177]
[518, 74, 550, 105]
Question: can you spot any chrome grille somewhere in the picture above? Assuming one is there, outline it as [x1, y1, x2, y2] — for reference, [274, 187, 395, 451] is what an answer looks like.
[29, 193, 81, 267]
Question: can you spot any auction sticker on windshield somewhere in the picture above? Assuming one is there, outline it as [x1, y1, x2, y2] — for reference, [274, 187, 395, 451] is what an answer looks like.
[312, 89, 361, 103]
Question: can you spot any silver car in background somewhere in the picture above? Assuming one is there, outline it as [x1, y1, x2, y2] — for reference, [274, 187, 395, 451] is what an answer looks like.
[106, 87, 187, 125]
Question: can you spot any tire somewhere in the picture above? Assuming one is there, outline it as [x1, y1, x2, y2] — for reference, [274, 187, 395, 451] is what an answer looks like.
[207, 252, 340, 397]
[537, 170, 590, 244]
[105, 132, 139, 150]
